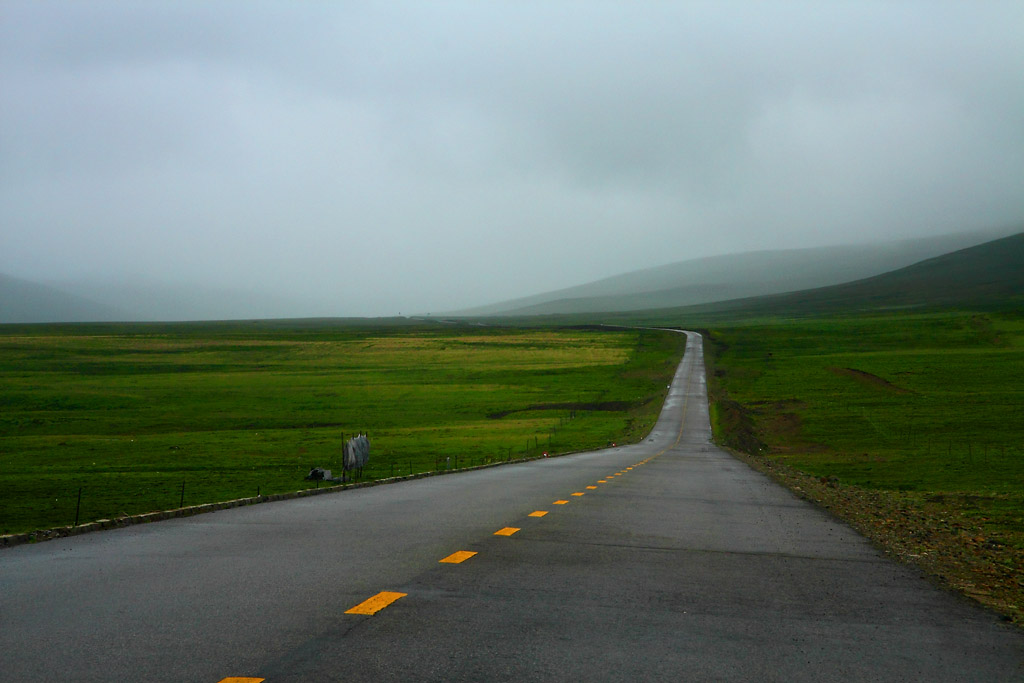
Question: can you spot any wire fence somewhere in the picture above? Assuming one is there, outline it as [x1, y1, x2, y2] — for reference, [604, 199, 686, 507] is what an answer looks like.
[3, 441, 566, 537]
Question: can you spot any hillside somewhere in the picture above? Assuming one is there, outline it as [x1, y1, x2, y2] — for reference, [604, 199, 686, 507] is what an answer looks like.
[0, 275, 320, 324]
[448, 229, 1016, 317]
[63, 279, 313, 323]
[641, 230, 1024, 321]
[0, 273, 127, 323]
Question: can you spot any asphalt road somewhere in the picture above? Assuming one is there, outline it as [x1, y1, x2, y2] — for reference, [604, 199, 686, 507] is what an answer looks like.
[1, 331, 1022, 682]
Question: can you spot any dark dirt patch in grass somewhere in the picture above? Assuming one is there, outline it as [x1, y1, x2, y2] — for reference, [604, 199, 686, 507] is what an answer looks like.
[486, 400, 640, 419]
[760, 412, 804, 451]
[828, 366, 913, 394]
[712, 399, 765, 454]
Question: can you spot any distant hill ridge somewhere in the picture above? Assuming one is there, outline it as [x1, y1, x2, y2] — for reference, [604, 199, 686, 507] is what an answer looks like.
[0, 274, 314, 324]
[0, 273, 127, 323]
[3, 227, 1020, 324]
[447, 228, 1017, 317]
[679, 230, 1024, 317]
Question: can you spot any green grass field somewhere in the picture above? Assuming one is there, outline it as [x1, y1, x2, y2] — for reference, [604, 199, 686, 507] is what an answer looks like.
[0, 323, 685, 535]
[708, 312, 1021, 472]
[707, 312, 1024, 525]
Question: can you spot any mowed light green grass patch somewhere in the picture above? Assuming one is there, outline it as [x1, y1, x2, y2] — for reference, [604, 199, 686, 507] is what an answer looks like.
[0, 324, 684, 534]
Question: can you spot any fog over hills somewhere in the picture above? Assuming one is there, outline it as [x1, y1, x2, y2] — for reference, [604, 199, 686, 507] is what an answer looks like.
[0, 275, 310, 324]
[2, 226, 1018, 324]
[575, 229, 1024, 327]
[4, 5, 1023, 317]
[682, 230, 1024, 317]
[446, 228, 1017, 317]
[0, 273, 127, 323]
[62, 279, 312, 323]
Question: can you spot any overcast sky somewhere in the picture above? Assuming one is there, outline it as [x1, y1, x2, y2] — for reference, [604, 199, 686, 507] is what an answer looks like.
[2, 1, 1023, 316]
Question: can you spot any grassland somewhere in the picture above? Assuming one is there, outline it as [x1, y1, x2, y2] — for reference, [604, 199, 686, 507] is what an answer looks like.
[0, 322, 685, 535]
[704, 310, 1024, 621]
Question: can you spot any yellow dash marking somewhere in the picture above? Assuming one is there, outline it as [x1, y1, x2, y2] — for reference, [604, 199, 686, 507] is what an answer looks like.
[586, 486, 598, 490]
[345, 591, 407, 615]
[218, 679, 264, 683]
[571, 492, 585, 496]
[554, 500, 569, 505]
[626, 467, 633, 470]
[494, 527, 520, 536]
[597, 480, 607, 483]
[529, 510, 548, 517]
[440, 551, 477, 564]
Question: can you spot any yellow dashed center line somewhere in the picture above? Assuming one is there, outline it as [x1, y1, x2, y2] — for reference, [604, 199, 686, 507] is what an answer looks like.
[439, 550, 477, 564]
[274, 337, 691, 679]
[218, 679, 264, 683]
[345, 591, 407, 615]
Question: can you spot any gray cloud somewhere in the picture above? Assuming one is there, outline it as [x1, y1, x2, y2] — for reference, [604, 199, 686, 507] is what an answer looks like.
[2, 1, 1023, 317]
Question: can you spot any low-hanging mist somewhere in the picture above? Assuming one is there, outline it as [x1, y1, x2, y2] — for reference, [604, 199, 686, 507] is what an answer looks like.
[2, 2, 1023, 318]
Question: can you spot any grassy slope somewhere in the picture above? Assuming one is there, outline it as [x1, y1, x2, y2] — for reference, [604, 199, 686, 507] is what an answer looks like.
[0, 322, 684, 535]
[623, 231, 1024, 323]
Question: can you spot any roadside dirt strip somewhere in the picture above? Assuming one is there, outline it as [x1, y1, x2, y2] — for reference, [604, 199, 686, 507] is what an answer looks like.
[2, 332, 1022, 682]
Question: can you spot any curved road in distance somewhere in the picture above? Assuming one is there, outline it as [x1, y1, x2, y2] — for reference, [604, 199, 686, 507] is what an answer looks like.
[1, 331, 1022, 681]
